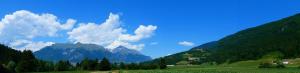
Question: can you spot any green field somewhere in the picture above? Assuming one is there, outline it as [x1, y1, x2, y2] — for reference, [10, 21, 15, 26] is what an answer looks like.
[31, 65, 300, 73]
[31, 59, 300, 73]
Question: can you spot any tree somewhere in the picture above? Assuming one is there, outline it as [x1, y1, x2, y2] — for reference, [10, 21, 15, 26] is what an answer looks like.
[139, 64, 158, 70]
[75, 62, 81, 70]
[42, 61, 55, 71]
[35, 60, 55, 72]
[6, 61, 16, 72]
[16, 60, 33, 72]
[21, 50, 36, 61]
[159, 58, 167, 69]
[120, 62, 126, 69]
[0, 65, 12, 73]
[89, 59, 99, 70]
[55, 60, 73, 71]
[80, 58, 90, 70]
[0, 44, 22, 64]
[79, 58, 99, 70]
[111, 62, 119, 70]
[127, 63, 138, 70]
[99, 57, 111, 71]
[16, 50, 38, 72]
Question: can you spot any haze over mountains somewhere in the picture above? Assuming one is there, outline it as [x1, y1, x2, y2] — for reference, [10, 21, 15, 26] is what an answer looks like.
[34, 43, 152, 63]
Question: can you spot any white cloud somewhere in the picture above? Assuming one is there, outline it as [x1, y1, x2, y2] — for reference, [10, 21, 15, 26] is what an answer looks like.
[120, 25, 157, 42]
[68, 13, 124, 46]
[106, 41, 145, 51]
[0, 10, 156, 51]
[61, 19, 76, 30]
[0, 10, 76, 51]
[68, 13, 157, 50]
[9, 40, 54, 52]
[178, 41, 194, 46]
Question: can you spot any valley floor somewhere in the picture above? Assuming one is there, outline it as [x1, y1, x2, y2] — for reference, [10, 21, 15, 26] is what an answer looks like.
[30, 65, 300, 73]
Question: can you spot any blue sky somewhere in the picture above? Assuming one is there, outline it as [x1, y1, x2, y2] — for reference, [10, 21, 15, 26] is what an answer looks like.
[0, 0, 300, 58]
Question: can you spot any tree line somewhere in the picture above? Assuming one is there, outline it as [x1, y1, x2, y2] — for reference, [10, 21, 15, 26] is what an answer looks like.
[0, 44, 167, 73]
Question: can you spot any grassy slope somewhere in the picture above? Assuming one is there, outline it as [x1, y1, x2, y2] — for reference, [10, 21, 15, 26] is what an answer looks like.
[30, 71, 90, 73]
[31, 60, 300, 73]
[31, 68, 300, 73]
[285, 58, 300, 67]
[121, 61, 300, 73]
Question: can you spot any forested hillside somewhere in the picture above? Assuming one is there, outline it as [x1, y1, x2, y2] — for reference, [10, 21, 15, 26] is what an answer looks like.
[0, 44, 22, 64]
[212, 13, 300, 63]
[0, 44, 40, 73]
[147, 13, 300, 65]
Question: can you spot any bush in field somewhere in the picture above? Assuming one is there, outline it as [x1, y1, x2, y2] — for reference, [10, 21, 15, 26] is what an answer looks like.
[258, 62, 273, 68]
[159, 58, 167, 69]
[276, 63, 285, 68]
[139, 64, 159, 70]
[258, 60, 286, 68]
[274, 60, 285, 68]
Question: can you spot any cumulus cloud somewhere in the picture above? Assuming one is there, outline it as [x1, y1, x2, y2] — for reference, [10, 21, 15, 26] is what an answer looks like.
[68, 13, 157, 50]
[0, 10, 156, 51]
[61, 19, 76, 30]
[9, 40, 54, 52]
[120, 25, 157, 42]
[67, 13, 124, 46]
[178, 41, 194, 46]
[106, 41, 145, 51]
[0, 10, 76, 51]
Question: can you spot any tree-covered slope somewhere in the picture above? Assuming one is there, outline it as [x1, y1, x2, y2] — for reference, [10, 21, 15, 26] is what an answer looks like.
[147, 13, 300, 65]
[211, 13, 300, 63]
[0, 44, 22, 64]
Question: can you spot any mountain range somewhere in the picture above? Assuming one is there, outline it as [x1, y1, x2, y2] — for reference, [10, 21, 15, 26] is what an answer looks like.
[34, 43, 152, 63]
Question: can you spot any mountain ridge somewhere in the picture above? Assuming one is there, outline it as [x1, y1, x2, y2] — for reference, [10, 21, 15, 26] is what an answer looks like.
[34, 43, 152, 63]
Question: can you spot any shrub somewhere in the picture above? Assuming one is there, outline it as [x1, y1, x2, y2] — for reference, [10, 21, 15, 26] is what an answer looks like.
[258, 62, 273, 68]
[259, 60, 286, 68]
[275, 61, 285, 68]
[276, 63, 285, 68]
[0, 65, 13, 73]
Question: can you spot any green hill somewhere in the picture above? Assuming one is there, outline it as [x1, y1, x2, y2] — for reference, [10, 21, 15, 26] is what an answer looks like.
[147, 13, 300, 65]
[143, 41, 217, 65]
[212, 13, 300, 63]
